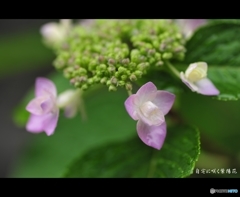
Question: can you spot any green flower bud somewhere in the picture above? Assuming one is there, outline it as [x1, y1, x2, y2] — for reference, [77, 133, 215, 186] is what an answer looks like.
[134, 70, 143, 78]
[121, 75, 128, 80]
[74, 82, 80, 87]
[98, 64, 107, 70]
[81, 84, 88, 90]
[156, 61, 164, 67]
[100, 77, 108, 84]
[110, 77, 118, 84]
[129, 74, 137, 81]
[125, 82, 132, 91]
[122, 58, 130, 65]
[118, 66, 127, 74]
[109, 85, 117, 91]
[108, 58, 116, 65]
[106, 80, 111, 86]
[108, 66, 116, 73]
[162, 52, 173, 60]
[117, 81, 125, 86]
[87, 78, 94, 85]
[70, 78, 76, 84]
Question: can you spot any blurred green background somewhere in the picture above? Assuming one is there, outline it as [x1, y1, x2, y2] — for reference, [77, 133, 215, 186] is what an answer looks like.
[0, 19, 55, 177]
[1, 19, 240, 178]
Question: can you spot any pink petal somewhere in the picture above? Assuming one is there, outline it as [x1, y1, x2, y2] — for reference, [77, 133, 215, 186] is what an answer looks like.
[195, 78, 220, 95]
[26, 110, 59, 136]
[124, 94, 139, 120]
[152, 91, 175, 115]
[35, 77, 57, 98]
[137, 120, 166, 150]
[186, 19, 206, 31]
[26, 96, 55, 115]
[136, 82, 157, 104]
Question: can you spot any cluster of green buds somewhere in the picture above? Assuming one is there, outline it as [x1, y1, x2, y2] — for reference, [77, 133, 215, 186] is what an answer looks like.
[49, 19, 186, 92]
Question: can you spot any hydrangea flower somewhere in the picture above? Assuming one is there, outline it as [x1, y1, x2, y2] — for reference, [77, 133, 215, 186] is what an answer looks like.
[26, 77, 59, 136]
[180, 62, 219, 95]
[124, 82, 175, 150]
[40, 19, 71, 47]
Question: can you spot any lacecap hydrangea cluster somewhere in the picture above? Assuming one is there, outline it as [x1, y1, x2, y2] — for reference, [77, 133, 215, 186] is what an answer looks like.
[52, 20, 186, 92]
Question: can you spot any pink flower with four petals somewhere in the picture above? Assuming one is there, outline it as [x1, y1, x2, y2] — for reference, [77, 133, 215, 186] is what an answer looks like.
[26, 77, 59, 136]
[124, 82, 175, 150]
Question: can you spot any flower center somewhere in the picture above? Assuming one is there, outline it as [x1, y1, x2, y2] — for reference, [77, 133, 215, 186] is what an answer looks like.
[140, 101, 164, 125]
[186, 67, 206, 82]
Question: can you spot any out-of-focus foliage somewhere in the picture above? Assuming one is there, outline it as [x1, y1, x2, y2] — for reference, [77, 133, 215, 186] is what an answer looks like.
[0, 28, 54, 78]
[64, 125, 200, 178]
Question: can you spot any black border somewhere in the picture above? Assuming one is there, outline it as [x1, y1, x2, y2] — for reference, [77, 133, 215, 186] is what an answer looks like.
[2, 178, 240, 195]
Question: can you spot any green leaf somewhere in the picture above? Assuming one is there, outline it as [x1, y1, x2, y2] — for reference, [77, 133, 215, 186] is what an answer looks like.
[183, 22, 240, 66]
[10, 73, 136, 177]
[0, 28, 54, 78]
[178, 91, 240, 155]
[208, 67, 240, 101]
[63, 125, 200, 178]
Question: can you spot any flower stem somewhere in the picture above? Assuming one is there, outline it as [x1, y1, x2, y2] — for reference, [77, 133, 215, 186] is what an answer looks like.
[166, 61, 180, 78]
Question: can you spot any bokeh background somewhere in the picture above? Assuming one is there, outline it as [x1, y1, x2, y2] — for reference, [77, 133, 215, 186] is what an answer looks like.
[0, 19, 54, 177]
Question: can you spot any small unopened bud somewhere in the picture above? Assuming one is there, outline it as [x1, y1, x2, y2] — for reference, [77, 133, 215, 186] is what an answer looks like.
[114, 71, 121, 77]
[93, 76, 100, 83]
[100, 77, 107, 84]
[110, 77, 118, 84]
[122, 58, 130, 64]
[118, 66, 126, 74]
[121, 75, 128, 80]
[77, 67, 87, 75]
[78, 76, 87, 82]
[156, 61, 164, 67]
[106, 80, 111, 86]
[137, 63, 148, 70]
[74, 82, 80, 87]
[98, 55, 105, 62]
[125, 83, 132, 91]
[109, 85, 117, 91]
[74, 65, 80, 70]
[81, 84, 88, 90]
[129, 74, 137, 81]
[87, 78, 94, 85]
[108, 58, 116, 65]
[139, 56, 146, 62]
[148, 49, 156, 56]
[174, 46, 185, 53]
[118, 81, 125, 86]
[162, 52, 173, 60]
[134, 70, 143, 78]
[99, 64, 107, 70]
[160, 43, 166, 51]
[108, 66, 116, 73]
[70, 78, 76, 84]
